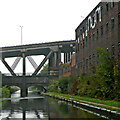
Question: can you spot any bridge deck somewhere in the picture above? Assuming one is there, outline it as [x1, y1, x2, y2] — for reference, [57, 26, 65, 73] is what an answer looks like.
[0, 40, 75, 58]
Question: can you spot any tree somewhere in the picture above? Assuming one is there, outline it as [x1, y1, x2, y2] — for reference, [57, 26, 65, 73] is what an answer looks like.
[58, 77, 68, 93]
[113, 60, 120, 100]
[96, 48, 114, 98]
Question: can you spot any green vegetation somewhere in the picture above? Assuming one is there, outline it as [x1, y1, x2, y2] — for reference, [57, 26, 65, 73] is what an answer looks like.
[47, 48, 120, 103]
[0, 86, 19, 98]
[40, 64, 48, 75]
[43, 92, 120, 112]
[9, 86, 19, 94]
[0, 86, 10, 98]
[62, 63, 70, 67]
[29, 86, 45, 94]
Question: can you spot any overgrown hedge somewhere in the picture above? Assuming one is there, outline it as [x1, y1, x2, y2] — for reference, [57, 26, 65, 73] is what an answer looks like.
[48, 48, 120, 101]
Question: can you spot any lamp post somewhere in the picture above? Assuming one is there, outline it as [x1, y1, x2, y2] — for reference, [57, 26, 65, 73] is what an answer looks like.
[20, 26, 23, 45]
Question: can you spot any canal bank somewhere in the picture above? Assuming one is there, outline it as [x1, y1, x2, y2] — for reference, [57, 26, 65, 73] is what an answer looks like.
[42, 92, 120, 119]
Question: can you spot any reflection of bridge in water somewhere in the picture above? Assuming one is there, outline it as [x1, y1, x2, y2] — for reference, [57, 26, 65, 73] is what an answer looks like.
[0, 40, 75, 97]
[1, 93, 49, 119]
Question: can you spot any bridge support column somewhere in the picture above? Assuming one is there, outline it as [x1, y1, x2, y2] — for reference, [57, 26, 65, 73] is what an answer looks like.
[68, 52, 71, 62]
[21, 85, 28, 97]
[22, 53, 26, 76]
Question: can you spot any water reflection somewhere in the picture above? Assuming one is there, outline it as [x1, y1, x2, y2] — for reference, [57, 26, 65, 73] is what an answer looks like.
[1, 91, 48, 120]
[0, 90, 107, 119]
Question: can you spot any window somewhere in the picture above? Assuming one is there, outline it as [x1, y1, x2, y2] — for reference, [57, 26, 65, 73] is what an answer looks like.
[86, 37, 87, 47]
[96, 54, 99, 64]
[111, 0, 114, 8]
[101, 6, 103, 20]
[97, 29, 99, 39]
[83, 40, 85, 48]
[93, 33, 95, 41]
[118, 43, 120, 57]
[111, 45, 115, 59]
[118, 13, 120, 25]
[80, 61, 83, 69]
[89, 55, 91, 65]
[96, 11, 99, 22]
[83, 26, 85, 32]
[111, 18, 114, 29]
[106, 3, 109, 12]
[83, 58, 85, 68]
[89, 35, 91, 40]
[106, 48, 109, 52]
[106, 22, 109, 32]
[92, 16, 95, 25]
[92, 54, 95, 64]
[80, 29, 82, 34]
[86, 22, 88, 30]
[101, 25, 103, 35]
[86, 59, 88, 68]
[88, 19, 91, 30]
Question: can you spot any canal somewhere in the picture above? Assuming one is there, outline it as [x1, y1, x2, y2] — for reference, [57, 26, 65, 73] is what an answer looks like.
[0, 90, 111, 119]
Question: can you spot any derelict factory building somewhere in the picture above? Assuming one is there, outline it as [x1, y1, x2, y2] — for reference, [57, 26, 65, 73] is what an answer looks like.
[75, 1, 120, 75]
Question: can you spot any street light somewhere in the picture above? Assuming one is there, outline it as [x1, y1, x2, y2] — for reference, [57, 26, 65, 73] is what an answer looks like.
[20, 26, 23, 45]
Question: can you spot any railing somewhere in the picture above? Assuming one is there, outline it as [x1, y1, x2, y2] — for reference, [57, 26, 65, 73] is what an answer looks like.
[2, 71, 59, 77]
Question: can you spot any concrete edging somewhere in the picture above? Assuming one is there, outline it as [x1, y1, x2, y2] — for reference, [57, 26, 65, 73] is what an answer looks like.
[44, 94, 120, 119]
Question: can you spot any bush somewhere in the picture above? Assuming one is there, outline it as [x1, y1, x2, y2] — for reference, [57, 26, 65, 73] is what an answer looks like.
[58, 77, 68, 93]
[0, 86, 10, 98]
[48, 80, 59, 92]
[47, 48, 120, 101]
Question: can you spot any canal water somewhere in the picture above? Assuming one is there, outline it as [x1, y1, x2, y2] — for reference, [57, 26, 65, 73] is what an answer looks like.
[0, 90, 109, 119]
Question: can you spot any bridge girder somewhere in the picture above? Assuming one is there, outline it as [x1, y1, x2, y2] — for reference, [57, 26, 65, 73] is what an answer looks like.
[0, 40, 75, 96]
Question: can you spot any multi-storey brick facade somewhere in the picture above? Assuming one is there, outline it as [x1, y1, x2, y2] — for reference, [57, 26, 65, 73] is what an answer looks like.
[75, 1, 120, 75]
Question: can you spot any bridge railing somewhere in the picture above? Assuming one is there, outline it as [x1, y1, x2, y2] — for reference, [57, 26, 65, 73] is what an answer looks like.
[2, 71, 59, 77]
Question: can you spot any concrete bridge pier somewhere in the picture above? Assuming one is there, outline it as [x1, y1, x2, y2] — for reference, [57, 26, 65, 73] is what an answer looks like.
[21, 85, 28, 97]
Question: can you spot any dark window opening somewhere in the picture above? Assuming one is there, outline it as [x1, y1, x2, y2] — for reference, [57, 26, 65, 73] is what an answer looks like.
[83, 26, 85, 32]
[96, 54, 99, 64]
[118, 13, 120, 25]
[86, 22, 88, 30]
[92, 54, 95, 64]
[106, 22, 109, 32]
[83, 58, 85, 68]
[89, 55, 91, 65]
[106, 3, 109, 12]
[106, 48, 109, 52]
[111, 45, 115, 59]
[88, 19, 91, 29]
[78, 44, 79, 51]
[86, 59, 88, 68]
[96, 11, 99, 22]
[101, 25, 103, 35]
[92, 16, 95, 25]
[118, 43, 120, 57]
[86, 37, 87, 47]
[111, 18, 114, 29]
[80, 61, 83, 70]
[80, 29, 82, 34]
[101, 6, 103, 20]
[93, 33, 95, 41]
[83, 40, 85, 48]
[97, 29, 99, 39]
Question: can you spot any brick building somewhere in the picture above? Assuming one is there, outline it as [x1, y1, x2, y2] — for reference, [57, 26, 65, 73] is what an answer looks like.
[75, 1, 120, 75]
[60, 53, 76, 77]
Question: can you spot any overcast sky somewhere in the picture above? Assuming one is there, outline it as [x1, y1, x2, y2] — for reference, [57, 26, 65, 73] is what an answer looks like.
[0, 0, 100, 47]
[0, 0, 101, 73]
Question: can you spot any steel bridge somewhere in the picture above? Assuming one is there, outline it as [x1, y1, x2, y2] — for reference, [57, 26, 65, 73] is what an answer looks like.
[0, 40, 75, 97]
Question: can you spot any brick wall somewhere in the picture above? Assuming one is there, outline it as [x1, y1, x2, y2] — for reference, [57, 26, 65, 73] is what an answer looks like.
[75, 2, 120, 76]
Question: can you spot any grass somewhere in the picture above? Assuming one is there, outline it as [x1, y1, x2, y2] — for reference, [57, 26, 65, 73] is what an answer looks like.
[42, 92, 120, 112]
